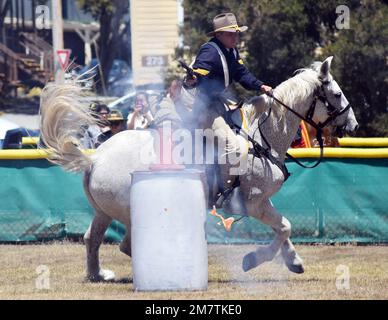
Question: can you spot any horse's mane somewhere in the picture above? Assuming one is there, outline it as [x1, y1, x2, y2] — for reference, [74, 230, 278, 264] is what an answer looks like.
[267, 63, 328, 131]
[273, 69, 320, 114]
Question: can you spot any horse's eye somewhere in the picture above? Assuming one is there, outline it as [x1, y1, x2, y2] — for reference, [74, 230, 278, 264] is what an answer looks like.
[334, 92, 342, 98]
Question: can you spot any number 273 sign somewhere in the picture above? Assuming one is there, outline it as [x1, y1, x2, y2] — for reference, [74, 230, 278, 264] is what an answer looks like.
[142, 55, 168, 67]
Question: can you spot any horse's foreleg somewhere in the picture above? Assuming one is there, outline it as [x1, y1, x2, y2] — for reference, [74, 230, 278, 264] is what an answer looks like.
[84, 211, 114, 282]
[263, 202, 304, 273]
[281, 239, 304, 274]
[243, 200, 293, 272]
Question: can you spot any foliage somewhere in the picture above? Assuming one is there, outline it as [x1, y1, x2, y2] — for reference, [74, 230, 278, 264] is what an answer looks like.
[76, 0, 114, 19]
[77, 0, 129, 95]
[322, 0, 387, 136]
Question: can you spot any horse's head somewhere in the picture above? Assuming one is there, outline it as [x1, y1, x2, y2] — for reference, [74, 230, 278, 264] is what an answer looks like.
[311, 56, 359, 137]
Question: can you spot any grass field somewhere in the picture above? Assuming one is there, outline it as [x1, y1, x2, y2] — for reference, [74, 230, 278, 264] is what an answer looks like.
[0, 242, 387, 300]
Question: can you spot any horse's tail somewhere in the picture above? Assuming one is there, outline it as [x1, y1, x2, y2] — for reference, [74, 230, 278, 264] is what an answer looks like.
[39, 82, 97, 173]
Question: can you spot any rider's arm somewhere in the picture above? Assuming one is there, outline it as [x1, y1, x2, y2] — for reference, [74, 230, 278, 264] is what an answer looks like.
[191, 44, 217, 80]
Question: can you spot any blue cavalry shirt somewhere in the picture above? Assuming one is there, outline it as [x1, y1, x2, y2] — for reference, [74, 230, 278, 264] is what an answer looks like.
[192, 37, 264, 102]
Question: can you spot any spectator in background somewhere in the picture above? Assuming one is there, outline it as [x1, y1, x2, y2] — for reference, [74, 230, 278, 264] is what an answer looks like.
[166, 79, 196, 128]
[127, 92, 154, 130]
[292, 121, 340, 148]
[291, 125, 307, 148]
[96, 110, 126, 147]
[80, 102, 111, 149]
[168, 79, 182, 102]
[95, 103, 111, 132]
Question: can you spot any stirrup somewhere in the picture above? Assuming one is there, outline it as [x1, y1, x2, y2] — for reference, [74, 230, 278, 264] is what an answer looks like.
[215, 186, 248, 216]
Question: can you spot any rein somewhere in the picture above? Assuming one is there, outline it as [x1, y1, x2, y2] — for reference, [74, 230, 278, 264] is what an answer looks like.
[266, 90, 351, 170]
[229, 86, 351, 181]
[230, 107, 292, 181]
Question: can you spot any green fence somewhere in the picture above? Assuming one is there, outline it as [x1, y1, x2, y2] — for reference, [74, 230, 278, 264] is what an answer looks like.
[0, 157, 387, 243]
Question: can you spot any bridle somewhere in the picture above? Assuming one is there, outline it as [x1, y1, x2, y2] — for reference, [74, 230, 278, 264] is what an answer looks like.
[303, 79, 351, 130]
[231, 79, 351, 181]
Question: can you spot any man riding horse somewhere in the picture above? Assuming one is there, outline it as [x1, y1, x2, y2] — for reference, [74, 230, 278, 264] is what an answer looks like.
[39, 54, 359, 280]
[186, 12, 272, 213]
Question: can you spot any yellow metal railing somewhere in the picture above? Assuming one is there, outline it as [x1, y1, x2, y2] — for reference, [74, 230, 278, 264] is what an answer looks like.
[0, 148, 388, 160]
[338, 137, 388, 147]
[0, 149, 96, 160]
[287, 148, 388, 158]
[0, 137, 384, 160]
[21, 137, 388, 147]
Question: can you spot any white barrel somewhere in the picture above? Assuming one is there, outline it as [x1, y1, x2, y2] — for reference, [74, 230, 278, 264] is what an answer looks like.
[130, 169, 208, 291]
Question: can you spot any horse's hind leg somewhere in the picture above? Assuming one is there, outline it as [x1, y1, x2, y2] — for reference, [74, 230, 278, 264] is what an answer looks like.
[243, 199, 303, 273]
[84, 210, 114, 282]
[119, 226, 131, 257]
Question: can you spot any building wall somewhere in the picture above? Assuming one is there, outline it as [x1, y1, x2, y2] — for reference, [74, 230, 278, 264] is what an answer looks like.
[130, 0, 180, 88]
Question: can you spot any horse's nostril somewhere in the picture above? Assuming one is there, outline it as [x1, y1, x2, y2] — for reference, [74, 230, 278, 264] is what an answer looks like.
[354, 124, 359, 132]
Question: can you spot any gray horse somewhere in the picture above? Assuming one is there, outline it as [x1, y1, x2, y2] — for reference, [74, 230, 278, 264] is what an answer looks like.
[39, 56, 358, 281]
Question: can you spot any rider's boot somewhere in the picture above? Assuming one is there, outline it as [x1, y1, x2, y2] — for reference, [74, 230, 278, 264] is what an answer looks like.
[215, 177, 248, 216]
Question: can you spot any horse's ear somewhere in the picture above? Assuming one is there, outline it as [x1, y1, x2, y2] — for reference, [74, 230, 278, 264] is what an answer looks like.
[319, 56, 333, 81]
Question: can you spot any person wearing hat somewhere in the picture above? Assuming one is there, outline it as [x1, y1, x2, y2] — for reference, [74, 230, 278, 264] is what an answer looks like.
[189, 12, 272, 211]
[187, 12, 273, 141]
[79, 102, 110, 149]
[95, 110, 126, 147]
[189, 12, 272, 119]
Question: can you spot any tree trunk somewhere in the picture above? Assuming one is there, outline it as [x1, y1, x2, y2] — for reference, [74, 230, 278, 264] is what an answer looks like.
[96, 0, 128, 95]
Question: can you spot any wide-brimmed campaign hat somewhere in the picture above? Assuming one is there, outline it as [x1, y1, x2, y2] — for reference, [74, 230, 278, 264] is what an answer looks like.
[108, 110, 124, 122]
[206, 12, 248, 37]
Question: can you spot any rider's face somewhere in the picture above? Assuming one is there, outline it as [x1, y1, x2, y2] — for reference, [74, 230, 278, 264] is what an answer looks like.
[216, 31, 239, 49]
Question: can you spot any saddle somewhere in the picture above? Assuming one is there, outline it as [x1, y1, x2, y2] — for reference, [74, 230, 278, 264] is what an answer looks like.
[214, 85, 247, 128]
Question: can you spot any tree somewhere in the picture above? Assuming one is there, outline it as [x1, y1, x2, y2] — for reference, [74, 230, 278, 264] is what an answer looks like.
[77, 0, 130, 95]
[323, 0, 387, 136]
[246, 0, 316, 87]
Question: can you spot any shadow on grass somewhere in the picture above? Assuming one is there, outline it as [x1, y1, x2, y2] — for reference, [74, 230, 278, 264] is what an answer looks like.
[83, 277, 133, 284]
[209, 277, 320, 284]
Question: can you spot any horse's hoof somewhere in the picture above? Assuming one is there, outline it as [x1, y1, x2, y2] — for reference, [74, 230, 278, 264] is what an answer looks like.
[242, 251, 258, 272]
[100, 268, 116, 281]
[282, 250, 305, 274]
[243, 247, 275, 272]
[286, 262, 305, 274]
[87, 269, 116, 282]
